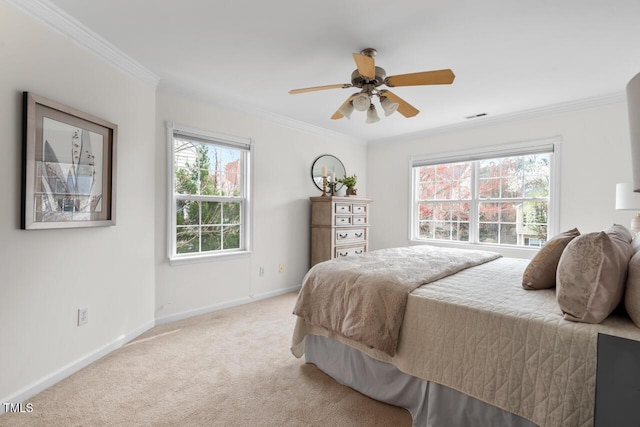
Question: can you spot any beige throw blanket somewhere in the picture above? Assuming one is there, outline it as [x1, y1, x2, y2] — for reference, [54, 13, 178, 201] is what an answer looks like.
[293, 245, 501, 356]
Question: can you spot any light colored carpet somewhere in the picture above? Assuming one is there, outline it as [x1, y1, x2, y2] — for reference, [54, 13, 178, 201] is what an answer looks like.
[1, 292, 411, 426]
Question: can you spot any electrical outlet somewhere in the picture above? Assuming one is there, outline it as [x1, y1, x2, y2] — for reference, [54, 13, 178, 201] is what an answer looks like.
[78, 308, 88, 326]
[278, 264, 285, 273]
[259, 266, 265, 277]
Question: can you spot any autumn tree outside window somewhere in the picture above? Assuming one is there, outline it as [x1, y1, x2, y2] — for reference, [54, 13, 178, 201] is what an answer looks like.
[410, 139, 559, 249]
[168, 123, 253, 263]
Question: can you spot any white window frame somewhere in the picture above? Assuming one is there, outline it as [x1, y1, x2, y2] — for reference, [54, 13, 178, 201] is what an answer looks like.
[167, 121, 253, 264]
[409, 137, 561, 255]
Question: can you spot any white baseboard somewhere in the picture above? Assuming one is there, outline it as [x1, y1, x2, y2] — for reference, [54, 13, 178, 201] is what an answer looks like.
[155, 285, 301, 326]
[2, 287, 301, 409]
[1, 319, 155, 408]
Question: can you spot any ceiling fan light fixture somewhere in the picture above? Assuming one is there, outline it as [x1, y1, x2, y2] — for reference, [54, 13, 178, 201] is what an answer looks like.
[352, 93, 371, 111]
[380, 96, 399, 116]
[338, 101, 354, 119]
[366, 104, 380, 124]
[288, 48, 453, 122]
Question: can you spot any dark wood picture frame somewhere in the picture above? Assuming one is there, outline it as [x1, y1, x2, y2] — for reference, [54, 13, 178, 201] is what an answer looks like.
[21, 92, 117, 229]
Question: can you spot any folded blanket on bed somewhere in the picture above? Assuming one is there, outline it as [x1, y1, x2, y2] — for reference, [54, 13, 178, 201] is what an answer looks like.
[293, 245, 501, 356]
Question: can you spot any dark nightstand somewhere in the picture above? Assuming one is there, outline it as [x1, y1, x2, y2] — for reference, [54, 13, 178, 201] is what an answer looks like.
[594, 333, 640, 427]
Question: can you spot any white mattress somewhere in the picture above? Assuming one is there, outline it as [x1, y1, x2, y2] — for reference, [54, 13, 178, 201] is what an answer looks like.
[292, 256, 640, 427]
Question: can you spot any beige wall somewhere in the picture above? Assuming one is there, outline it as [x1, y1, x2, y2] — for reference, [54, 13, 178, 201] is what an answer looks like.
[154, 89, 367, 321]
[367, 101, 635, 257]
[0, 1, 156, 402]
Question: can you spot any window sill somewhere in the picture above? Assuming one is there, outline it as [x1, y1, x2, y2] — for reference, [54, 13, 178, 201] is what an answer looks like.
[409, 238, 538, 260]
[169, 250, 252, 266]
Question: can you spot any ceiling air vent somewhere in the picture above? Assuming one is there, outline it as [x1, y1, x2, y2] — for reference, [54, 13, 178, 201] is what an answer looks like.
[465, 113, 487, 119]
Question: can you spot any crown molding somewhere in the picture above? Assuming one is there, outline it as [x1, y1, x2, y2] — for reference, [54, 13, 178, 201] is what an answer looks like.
[9, 0, 359, 144]
[242, 103, 368, 146]
[12, 0, 623, 145]
[158, 81, 367, 146]
[6, 0, 160, 87]
[368, 91, 627, 146]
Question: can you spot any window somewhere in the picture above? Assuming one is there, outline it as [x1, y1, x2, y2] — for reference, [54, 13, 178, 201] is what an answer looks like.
[410, 139, 558, 248]
[168, 123, 252, 261]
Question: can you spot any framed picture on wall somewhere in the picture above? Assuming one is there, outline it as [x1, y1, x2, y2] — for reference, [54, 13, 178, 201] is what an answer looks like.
[21, 92, 118, 229]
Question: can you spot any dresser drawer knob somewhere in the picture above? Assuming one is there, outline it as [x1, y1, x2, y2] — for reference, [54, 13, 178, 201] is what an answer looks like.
[355, 250, 363, 254]
[355, 232, 363, 238]
[339, 252, 348, 257]
[338, 233, 348, 239]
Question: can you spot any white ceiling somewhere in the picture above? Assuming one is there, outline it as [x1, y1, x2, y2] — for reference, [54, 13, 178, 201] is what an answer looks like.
[47, 0, 640, 143]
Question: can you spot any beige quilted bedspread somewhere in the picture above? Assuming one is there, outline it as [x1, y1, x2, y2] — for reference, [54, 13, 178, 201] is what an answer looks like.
[291, 256, 640, 427]
[293, 245, 501, 356]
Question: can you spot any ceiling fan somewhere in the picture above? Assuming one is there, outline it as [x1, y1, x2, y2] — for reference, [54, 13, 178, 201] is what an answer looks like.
[288, 48, 455, 123]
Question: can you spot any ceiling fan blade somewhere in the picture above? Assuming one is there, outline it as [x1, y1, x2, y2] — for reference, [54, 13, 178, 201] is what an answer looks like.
[379, 90, 420, 118]
[384, 69, 455, 87]
[331, 94, 357, 120]
[352, 53, 375, 80]
[289, 84, 352, 94]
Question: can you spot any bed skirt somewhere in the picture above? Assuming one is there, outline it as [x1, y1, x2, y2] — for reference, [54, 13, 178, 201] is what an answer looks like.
[304, 334, 538, 427]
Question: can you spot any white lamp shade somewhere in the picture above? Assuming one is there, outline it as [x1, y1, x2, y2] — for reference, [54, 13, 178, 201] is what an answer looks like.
[338, 101, 354, 119]
[352, 93, 371, 111]
[615, 182, 640, 210]
[380, 96, 399, 116]
[366, 105, 380, 123]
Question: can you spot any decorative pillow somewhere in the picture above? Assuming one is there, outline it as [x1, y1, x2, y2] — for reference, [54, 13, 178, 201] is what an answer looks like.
[522, 228, 580, 290]
[556, 224, 634, 324]
[626, 251, 640, 328]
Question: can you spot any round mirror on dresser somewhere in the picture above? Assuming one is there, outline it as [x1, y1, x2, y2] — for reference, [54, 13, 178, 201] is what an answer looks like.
[311, 154, 346, 192]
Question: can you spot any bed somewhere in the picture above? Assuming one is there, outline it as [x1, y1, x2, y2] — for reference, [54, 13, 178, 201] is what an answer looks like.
[291, 245, 640, 427]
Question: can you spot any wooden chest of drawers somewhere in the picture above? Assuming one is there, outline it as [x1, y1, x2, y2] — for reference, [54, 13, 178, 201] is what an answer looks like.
[309, 196, 372, 267]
